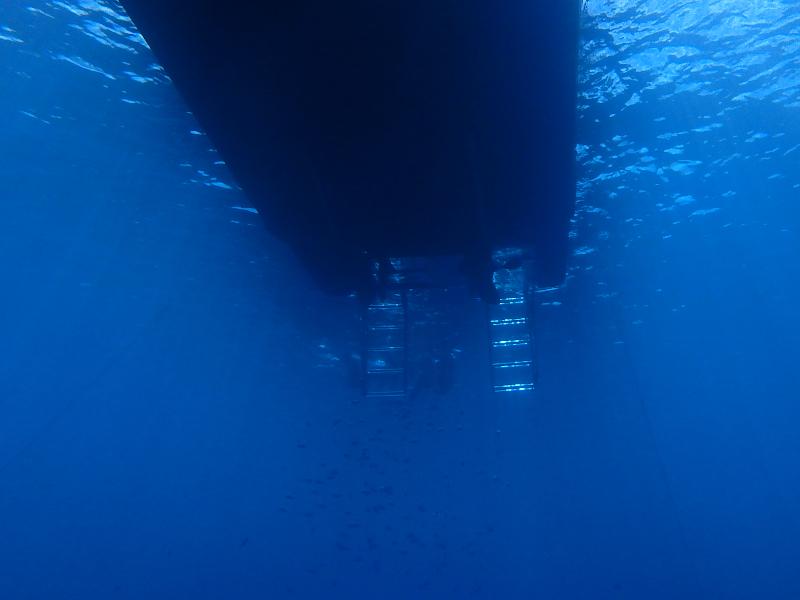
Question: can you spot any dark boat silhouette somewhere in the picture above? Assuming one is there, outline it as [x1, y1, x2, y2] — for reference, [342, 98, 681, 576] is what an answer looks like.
[119, 2, 580, 394]
[119, 1, 579, 299]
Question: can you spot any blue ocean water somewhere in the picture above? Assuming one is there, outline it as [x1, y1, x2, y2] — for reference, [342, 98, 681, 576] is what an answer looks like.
[1, 1, 799, 598]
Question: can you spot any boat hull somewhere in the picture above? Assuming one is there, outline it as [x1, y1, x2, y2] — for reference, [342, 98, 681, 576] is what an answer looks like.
[120, 1, 580, 293]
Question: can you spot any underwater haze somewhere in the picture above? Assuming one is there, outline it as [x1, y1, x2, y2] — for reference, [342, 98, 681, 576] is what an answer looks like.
[2, 1, 800, 598]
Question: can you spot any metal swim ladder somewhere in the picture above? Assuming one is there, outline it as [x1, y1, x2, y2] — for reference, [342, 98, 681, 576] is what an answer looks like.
[362, 289, 408, 398]
[488, 263, 537, 393]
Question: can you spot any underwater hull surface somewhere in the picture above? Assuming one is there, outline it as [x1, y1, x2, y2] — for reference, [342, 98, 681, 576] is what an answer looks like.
[120, 1, 580, 292]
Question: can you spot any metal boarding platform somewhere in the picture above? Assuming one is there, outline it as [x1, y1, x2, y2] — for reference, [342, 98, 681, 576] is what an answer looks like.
[488, 257, 537, 394]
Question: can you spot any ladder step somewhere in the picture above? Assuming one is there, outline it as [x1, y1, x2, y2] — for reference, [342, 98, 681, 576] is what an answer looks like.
[494, 383, 535, 393]
[490, 317, 528, 326]
[492, 360, 533, 369]
[491, 339, 530, 348]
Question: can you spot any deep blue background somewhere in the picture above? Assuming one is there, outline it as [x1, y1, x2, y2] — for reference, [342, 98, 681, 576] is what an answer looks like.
[1, 1, 799, 598]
